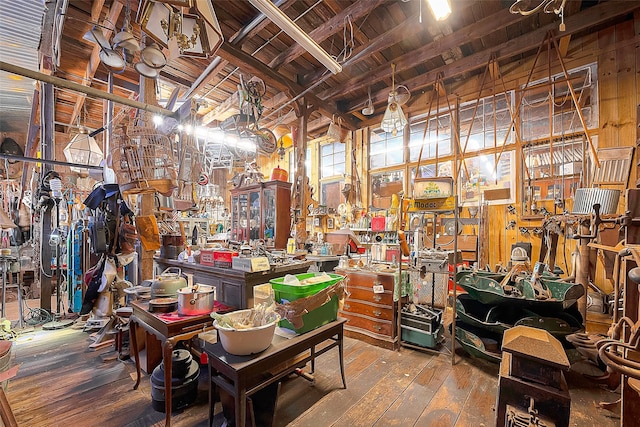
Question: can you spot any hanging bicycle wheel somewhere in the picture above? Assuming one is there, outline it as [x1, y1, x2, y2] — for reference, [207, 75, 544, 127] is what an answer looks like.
[254, 128, 277, 154]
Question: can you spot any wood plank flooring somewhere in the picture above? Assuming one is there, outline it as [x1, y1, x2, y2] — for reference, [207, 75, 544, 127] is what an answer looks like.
[1, 321, 622, 427]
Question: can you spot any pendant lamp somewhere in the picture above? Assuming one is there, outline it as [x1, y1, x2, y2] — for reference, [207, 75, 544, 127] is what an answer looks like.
[63, 127, 104, 173]
[380, 64, 407, 136]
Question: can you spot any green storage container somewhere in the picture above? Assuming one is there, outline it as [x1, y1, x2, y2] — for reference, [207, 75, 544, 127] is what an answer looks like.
[269, 273, 344, 303]
[278, 294, 339, 334]
[401, 324, 443, 349]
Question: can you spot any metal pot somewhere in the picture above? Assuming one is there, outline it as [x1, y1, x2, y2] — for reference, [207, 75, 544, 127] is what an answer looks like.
[151, 267, 187, 299]
[177, 284, 216, 316]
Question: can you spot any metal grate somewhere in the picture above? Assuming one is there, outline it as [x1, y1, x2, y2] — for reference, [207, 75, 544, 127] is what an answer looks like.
[409, 270, 448, 308]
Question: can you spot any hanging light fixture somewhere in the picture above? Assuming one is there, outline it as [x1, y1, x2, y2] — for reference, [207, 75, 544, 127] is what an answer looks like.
[380, 64, 407, 136]
[63, 127, 104, 174]
[425, 0, 452, 21]
[112, 0, 140, 63]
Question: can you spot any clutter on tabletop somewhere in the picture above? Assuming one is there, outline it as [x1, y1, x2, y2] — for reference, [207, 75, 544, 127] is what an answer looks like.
[211, 303, 279, 330]
[281, 272, 333, 286]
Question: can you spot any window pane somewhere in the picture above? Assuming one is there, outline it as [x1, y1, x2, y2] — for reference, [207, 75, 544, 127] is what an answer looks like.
[523, 137, 586, 202]
[370, 128, 404, 167]
[460, 151, 515, 204]
[371, 170, 404, 210]
[460, 93, 514, 152]
[321, 142, 346, 179]
[521, 63, 597, 140]
[409, 114, 452, 161]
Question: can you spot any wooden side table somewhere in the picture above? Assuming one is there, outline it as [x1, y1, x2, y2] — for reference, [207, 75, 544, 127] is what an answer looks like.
[205, 318, 347, 427]
[129, 300, 233, 427]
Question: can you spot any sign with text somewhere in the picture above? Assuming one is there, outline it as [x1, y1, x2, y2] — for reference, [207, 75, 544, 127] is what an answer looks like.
[406, 197, 456, 212]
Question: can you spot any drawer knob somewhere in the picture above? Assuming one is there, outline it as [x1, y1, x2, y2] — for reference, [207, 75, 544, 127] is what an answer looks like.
[344, 303, 351, 310]
[373, 295, 382, 302]
[373, 325, 382, 331]
[373, 310, 382, 317]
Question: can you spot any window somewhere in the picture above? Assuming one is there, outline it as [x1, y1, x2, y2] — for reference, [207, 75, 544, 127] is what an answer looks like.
[371, 170, 404, 209]
[408, 112, 452, 161]
[459, 93, 514, 152]
[370, 128, 404, 168]
[460, 151, 515, 205]
[320, 142, 345, 178]
[523, 136, 587, 202]
[521, 63, 597, 141]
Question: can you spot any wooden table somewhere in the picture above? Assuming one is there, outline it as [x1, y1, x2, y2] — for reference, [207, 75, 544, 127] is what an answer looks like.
[129, 300, 233, 427]
[205, 318, 347, 427]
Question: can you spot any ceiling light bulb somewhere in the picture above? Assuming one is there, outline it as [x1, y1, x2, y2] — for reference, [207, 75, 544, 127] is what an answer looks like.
[426, 0, 452, 21]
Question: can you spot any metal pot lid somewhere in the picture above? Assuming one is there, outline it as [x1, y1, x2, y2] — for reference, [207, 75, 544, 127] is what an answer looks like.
[99, 48, 126, 71]
[140, 44, 166, 69]
[134, 61, 160, 78]
[113, 29, 140, 52]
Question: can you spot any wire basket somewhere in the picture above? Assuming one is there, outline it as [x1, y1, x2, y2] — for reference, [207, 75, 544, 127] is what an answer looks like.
[111, 123, 178, 196]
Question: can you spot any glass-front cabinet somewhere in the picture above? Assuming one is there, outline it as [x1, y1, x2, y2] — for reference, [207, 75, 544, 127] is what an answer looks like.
[230, 180, 291, 249]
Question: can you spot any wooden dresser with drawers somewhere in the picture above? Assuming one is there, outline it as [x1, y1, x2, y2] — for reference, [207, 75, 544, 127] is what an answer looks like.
[335, 268, 398, 349]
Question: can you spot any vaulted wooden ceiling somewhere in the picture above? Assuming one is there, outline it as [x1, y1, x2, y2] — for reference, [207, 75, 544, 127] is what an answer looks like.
[47, 0, 639, 140]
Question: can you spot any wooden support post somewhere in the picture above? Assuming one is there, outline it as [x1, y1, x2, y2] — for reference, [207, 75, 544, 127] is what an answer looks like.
[293, 100, 310, 248]
[39, 82, 54, 312]
[139, 192, 155, 281]
[575, 221, 590, 325]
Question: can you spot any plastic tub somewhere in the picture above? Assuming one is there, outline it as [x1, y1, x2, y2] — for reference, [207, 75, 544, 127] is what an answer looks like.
[269, 273, 344, 303]
[213, 309, 280, 355]
[279, 294, 339, 334]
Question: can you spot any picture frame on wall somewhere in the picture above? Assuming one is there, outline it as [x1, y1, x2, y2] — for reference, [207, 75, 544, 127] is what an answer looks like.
[327, 217, 335, 229]
[314, 217, 320, 227]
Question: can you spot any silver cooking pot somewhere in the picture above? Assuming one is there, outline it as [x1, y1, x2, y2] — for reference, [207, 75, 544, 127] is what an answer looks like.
[177, 284, 216, 316]
[150, 267, 187, 299]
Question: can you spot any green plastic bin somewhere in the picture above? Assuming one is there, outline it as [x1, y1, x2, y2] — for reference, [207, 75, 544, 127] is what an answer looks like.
[270, 273, 343, 334]
[269, 273, 344, 303]
[278, 294, 339, 334]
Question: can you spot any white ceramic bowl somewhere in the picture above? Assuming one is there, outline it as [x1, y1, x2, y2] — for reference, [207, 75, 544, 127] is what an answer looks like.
[213, 309, 280, 356]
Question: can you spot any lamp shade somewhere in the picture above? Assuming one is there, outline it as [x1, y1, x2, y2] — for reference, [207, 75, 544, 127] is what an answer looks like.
[63, 128, 104, 173]
[380, 97, 407, 136]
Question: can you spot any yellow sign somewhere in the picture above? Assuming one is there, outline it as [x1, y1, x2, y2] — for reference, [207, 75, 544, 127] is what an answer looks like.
[250, 257, 271, 272]
[406, 197, 456, 212]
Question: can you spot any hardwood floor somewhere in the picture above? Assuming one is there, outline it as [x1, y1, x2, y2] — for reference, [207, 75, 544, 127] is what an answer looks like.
[1, 322, 621, 427]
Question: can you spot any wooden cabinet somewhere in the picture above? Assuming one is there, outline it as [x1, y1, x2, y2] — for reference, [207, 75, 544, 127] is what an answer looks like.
[154, 257, 312, 309]
[336, 269, 398, 349]
[230, 180, 291, 250]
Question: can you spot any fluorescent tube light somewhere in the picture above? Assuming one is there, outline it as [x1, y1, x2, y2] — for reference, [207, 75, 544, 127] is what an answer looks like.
[248, 0, 342, 74]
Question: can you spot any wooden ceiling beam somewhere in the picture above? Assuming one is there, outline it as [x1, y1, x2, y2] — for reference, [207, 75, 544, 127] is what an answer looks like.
[301, 13, 412, 86]
[239, 0, 298, 46]
[343, 1, 640, 113]
[323, 7, 520, 103]
[217, 41, 358, 130]
[67, 1, 121, 130]
[268, 0, 385, 70]
[184, 0, 297, 102]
